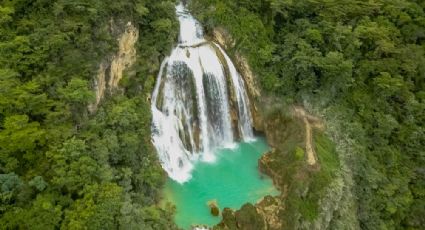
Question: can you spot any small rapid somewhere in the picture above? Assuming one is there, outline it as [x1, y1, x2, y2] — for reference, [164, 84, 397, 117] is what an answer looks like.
[151, 3, 254, 183]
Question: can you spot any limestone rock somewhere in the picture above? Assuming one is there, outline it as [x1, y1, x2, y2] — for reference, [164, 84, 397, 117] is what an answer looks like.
[89, 21, 139, 112]
[234, 54, 260, 99]
[212, 27, 235, 49]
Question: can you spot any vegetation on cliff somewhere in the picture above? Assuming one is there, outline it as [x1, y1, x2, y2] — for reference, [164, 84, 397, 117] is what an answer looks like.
[190, 0, 424, 229]
[2, 0, 424, 229]
[0, 0, 179, 228]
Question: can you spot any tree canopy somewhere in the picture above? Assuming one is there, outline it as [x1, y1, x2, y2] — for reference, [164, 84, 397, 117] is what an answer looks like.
[0, 0, 179, 229]
[191, 0, 424, 228]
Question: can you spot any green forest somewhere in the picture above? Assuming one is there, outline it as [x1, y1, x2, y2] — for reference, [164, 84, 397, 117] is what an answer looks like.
[189, 0, 424, 229]
[0, 0, 179, 229]
[1, 0, 424, 229]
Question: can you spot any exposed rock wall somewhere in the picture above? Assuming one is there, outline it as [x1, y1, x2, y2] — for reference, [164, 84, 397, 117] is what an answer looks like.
[255, 195, 284, 230]
[211, 28, 263, 132]
[90, 63, 108, 112]
[234, 54, 260, 99]
[109, 22, 139, 88]
[212, 43, 241, 140]
[89, 22, 139, 112]
[212, 27, 234, 50]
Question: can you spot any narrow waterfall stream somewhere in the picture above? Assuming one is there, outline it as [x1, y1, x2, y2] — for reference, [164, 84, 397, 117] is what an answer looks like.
[152, 3, 278, 229]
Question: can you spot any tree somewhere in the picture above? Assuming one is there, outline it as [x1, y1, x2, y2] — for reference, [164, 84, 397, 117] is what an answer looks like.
[0, 115, 45, 172]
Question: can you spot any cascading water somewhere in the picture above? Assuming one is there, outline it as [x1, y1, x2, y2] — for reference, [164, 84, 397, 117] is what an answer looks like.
[151, 3, 254, 183]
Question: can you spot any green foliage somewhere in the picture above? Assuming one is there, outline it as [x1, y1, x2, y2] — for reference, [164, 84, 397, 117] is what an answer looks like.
[28, 176, 48, 192]
[314, 133, 340, 182]
[273, 130, 339, 225]
[0, 173, 22, 194]
[0, 115, 45, 172]
[59, 78, 95, 106]
[0, 0, 178, 228]
[1, 193, 63, 229]
[294, 146, 305, 160]
[47, 138, 101, 193]
[191, 0, 424, 228]
[61, 183, 124, 230]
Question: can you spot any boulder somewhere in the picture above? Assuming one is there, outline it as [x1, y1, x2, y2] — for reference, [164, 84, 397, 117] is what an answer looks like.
[207, 200, 220, 217]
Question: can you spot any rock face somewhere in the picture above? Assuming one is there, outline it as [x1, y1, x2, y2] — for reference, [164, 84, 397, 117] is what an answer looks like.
[256, 195, 284, 230]
[90, 63, 108, 112]
[234, 54, 260, 99]
[212, 27, 234, 50]
[211, 28, 260, 97]
[109, 22, 139, 89]
[258, 149, 282, 187]
[217, 203, 266, 230]
[211, 28, 263, 133]
[211, 42, 241, 140]
[208, 200, 220, 217]
[89, 22, 139, 112]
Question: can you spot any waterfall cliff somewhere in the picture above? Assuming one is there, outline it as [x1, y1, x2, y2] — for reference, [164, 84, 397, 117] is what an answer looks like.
[151, 3, 254, 183]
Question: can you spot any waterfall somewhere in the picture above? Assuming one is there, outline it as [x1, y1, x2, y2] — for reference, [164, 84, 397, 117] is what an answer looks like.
[151, 3, 254, 183]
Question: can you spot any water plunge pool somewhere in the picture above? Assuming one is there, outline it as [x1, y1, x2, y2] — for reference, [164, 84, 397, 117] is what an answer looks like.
[163, 138, 279, 229]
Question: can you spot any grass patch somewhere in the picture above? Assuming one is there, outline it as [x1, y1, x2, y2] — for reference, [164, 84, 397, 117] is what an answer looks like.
[299, 131, 340, 220]
[281, 130, 341, 225]
[314, 132, 340, 177]
[311, 132, 340, 190]
[297, 197, 319, 221]
[295, 146, 305, 161]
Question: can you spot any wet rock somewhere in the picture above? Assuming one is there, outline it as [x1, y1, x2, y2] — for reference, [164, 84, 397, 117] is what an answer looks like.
[212, 27, 235, 49]
[207, 200, 220, 217]
[192, 123, 201, 152]
[211, 28, 262, 133]
[256, 195, 283, 230]
[155, 75, 166, 111]
[234, 203, 265, 230]
[258, 150, 281, 187]
[211, 42, 240, 140]
[217, 208, 236, 229]
[234, 54, 260, 99]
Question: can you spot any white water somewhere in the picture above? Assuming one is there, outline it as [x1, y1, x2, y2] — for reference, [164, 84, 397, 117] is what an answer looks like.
[151, 3, 254, 183]
[215, 44, 254, 139]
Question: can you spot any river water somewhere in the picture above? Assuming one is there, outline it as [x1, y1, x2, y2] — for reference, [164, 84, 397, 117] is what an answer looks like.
[163, 138, 278, 229]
